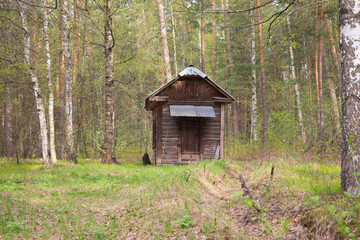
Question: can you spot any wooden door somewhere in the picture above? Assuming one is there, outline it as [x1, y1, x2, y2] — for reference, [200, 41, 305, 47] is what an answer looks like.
[181, 120, 201, 161]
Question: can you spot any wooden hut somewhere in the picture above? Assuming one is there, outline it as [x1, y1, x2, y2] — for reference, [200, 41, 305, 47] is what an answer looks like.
[145, 65, 235, 165]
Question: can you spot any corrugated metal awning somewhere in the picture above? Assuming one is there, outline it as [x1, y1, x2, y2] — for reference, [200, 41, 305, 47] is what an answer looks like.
[169, 105, 215, 118]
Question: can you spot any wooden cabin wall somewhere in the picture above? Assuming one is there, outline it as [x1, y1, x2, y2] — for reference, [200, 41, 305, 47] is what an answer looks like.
[202, 103, 221, 159]
[158, 103, 221, 164]
[152, 105, 164, 165]
[161, 104, 179, 164]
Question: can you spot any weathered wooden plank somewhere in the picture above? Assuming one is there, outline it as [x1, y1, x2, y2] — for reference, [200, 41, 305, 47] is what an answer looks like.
[161, 137, 179, 141]
[157, 105, 163, 165]
[203, 138, 220, 141]
[161, 145, 178, 150]
[220, 104, 225, 159]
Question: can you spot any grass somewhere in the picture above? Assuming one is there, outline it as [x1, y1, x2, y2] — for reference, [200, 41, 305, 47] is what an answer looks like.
[0, 153, 346, 239]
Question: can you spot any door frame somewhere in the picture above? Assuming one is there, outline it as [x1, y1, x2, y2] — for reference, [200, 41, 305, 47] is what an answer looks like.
[178, 118, 204, 163]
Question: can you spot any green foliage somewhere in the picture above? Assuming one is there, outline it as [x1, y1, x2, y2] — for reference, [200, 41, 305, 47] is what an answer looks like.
[174, 214, 195, 229]
[305, 193, 360, 239]
[94, 228, 106, 240]
[268, 110, 299, 144]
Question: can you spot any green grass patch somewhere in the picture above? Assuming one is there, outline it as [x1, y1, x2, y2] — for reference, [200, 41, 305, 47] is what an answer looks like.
[0, 155, 347, 239]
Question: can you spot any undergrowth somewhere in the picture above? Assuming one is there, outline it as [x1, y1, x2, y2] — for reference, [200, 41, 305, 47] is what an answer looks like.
[1, 144, 357, 239]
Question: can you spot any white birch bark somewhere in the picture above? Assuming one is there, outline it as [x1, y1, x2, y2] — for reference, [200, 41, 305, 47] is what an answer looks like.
[102, 0, 117, 164]
[63, 0, 77, 163]
[19, 5, 50, 164]
[43, 1, 57, 164]
[287, 16, 306, 143]
[340, 0, 360, 195]
[156, 0, 172, 81]
[250, 0, 257, 142]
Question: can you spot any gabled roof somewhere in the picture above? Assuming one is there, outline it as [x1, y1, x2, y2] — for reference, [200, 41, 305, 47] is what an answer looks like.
[145, 65, 235, 110]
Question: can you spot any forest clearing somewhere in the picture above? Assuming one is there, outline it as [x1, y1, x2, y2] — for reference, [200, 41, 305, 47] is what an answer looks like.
[0, 150, 349, 239]
[1, 0, 360, 238]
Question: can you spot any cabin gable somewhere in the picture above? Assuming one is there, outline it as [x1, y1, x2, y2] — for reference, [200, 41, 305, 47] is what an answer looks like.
[158, 77, 226, 102]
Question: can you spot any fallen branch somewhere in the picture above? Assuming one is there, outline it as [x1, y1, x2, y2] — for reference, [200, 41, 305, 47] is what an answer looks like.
[265, 206, 320, 213]
[239, 174, 254, 195]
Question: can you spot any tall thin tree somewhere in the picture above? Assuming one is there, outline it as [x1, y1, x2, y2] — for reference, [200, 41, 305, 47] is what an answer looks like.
[200, 0, 206, 72]
[19, 3, 50, 164]
[102, 0, 117, 164]
[340, 0, 360, 195]
[211, 0, 216, 78]
[63, 0, 77, 163]
[256, 0, 268, 142]
[43, 0, 57, 163]
[156, 0, 172, 81]
[287, 16, 306, 143]
[250, 0, 257, 142]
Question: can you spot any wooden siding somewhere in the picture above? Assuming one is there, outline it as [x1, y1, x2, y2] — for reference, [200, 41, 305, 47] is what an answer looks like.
[157, 103, 221, 164]
[161, 104, 179, 164]
[158, 77, 225, 101]
[202, 103, 221, 159]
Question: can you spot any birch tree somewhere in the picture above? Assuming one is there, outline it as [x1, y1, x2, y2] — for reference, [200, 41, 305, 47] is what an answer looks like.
[102, 0, 117, 164]
[19, 4, 50, 164]
[250, 0, 257, 142]
[62, 0, 77, 163]
[43, 0, 57, 164]
[340, 0, 360, 195]
[287, 16, 306, 143]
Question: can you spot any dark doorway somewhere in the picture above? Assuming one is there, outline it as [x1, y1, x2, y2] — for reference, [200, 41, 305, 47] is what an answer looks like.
[181, 120, 202, 161]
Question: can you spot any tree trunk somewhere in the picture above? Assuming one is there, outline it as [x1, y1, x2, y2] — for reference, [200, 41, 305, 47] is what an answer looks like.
[156, 0, 172, 81]
[19, 5, 50, 164]
[200, 0, 206, 72]
[314, 4, 322, 140]
[58, 0, 65, 159]
[73, 0, 78, 85]
[186, 20, 193, 65]
[250, 0, 257, 143]
[171, 5, 178, 74]
[224, 0, 238, 137]
[322, 49, 341, 136]
[179, 18, 186, 67]
[324, 14, 340, 82]
[318, 2, 325, 140]
[287, 16, 306, 143]
[4, 82, 15, 157]
[340, 0, 360, 195]
[63, 0, 77, 163]
[211, 0, 216, 79]
[102, 0, 117, 164]
[256, 0, 268, 142]
[43, 2, 57, 163]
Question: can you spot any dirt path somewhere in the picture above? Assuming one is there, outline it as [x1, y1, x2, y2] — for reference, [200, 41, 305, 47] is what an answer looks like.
[194, 169, 313, 239]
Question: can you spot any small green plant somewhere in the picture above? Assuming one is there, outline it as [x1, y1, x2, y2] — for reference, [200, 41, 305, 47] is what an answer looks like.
[94, 227, 106, 240]
[165, 220, 173, 233]
[305, 193, 360, 239]
[6, 220, 24, 233]
[202, 218, 217, 234]
[277, 217, 291, 237]
[175, 215, 195, 229]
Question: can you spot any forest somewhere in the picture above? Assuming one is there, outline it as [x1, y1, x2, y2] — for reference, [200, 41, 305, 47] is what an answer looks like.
[1, 0, 360, 239]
